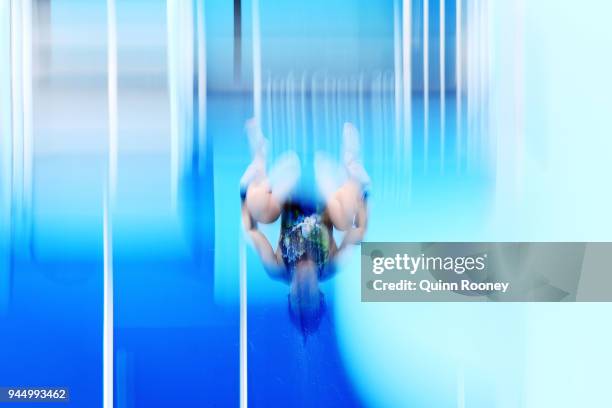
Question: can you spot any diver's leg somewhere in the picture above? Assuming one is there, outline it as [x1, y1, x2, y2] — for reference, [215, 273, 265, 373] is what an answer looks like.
[325, 181, 363, 231]
[268, 151, 301, 204]
[239, 118, 268, 191]
[244, 151, 301, 223]
[240, 119, 278, 223]
[244, 179, 281, 224]
[341, 122, 371, 190]
[314, 152, 344, 203]
[240, 119, 301, 223]
[316, 122, 370, 231]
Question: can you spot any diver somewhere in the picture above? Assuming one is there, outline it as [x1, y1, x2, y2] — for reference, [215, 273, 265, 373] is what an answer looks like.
[239, 119, 370, 335]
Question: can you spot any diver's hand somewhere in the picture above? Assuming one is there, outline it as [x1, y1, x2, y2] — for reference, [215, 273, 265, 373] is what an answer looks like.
[241, 201, 282, 271]
[241, 202, 257, 231]
[337, 198, 368, 252]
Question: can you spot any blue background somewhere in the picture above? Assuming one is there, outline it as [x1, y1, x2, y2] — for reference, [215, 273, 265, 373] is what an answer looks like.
[2, 0, 612, 407]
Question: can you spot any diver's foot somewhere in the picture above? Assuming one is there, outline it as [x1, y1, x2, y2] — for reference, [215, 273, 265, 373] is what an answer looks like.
[315, 152, 343, 201]
[345, 159, 371, 191]
[240, 118, 270, 197]
[341, 122, 371, 191]
[245, 118, 268, 161]
[268, 151, 301, 203]
[342, 122, 361, 164]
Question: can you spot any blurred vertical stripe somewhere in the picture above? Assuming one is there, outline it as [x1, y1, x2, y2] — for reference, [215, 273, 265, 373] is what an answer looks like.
[0, 0, 12, 315]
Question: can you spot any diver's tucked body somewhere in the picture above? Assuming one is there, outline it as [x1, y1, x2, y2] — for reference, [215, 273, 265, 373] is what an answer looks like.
[239, 118, 369, 334]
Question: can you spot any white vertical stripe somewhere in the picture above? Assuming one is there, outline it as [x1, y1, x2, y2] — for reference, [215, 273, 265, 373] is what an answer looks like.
[270, 78, 278, 158]
[393, 0, 402, 152]
[288, 73, 297, 151]
[279, 78, 286, 152]
[104, 0, 117, 406]
[300, 72, 307, 156]
[196, 0, 207, 175]
[466, 0, 473, 170]
[330, 78, 337, 152]
[480, 0, 486, 166]
[486, 0, 494, 169]
[311, 75, 318, 154]
[103, 188, 114, 408]
[266, 74, 272, 140]
[470, 0, 476, 167]
[0, 0, 12, 316]
[439, 0, 445, 172]
[401, 0, 412, 203]
[473, 0, 481, 167]
[423, 0, 429, 171]
[10, 0, 23, 209]
[107, 0, 117, 206]
[358, 73, 365, 142]
[456, 0, 462, 170]
[283, 76, 289, 149]
[21, 0, 32, 216]
[474, 0, 480, 168]
[324, 74, 330, 149]
[179, 1, 194, 179]
[166, 0, 178, 210]
[242, 3, 261, 403]
[252, 0, 262, 123]
[402, 0, 412, 161]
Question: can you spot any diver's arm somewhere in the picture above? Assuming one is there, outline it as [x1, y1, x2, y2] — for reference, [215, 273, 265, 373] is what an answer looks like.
[337, 199, 368, 252]
[241, 202, 284, 272]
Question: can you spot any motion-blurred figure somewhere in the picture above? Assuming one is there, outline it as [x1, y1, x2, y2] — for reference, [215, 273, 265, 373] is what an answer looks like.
[240, 119, 370, 336]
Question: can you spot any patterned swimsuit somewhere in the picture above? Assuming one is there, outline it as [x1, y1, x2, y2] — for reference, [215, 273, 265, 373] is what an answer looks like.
[279, 201, 333, 277]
